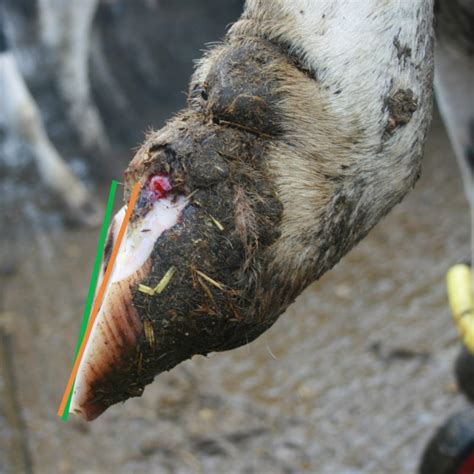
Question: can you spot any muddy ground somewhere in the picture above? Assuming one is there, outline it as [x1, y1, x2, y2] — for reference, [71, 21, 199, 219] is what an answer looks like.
[0, 108, 471, 474]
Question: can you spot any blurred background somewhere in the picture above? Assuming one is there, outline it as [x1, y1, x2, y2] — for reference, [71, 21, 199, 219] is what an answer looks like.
[0, 1, 471, 473]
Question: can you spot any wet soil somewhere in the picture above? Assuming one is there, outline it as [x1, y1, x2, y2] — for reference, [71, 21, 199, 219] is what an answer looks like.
[0, 111, 470, 473]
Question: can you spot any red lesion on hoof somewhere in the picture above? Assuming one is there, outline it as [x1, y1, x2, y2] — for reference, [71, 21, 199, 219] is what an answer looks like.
[146, 174, 173, 201]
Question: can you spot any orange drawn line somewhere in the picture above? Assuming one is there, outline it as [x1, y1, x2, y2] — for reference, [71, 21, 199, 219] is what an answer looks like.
[57, 182, 142, 417]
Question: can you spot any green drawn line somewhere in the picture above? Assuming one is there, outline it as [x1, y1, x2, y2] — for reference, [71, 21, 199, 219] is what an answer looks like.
[61, 181, 119, 422]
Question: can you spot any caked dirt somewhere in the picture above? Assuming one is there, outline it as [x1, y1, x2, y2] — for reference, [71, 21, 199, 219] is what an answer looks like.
[0, 111, 471, 473]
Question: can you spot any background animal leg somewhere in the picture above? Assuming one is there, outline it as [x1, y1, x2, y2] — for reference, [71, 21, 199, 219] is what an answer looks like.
[38, 0, 110, 155]
[1, 52, 101, 226]
[434, 0, 474, 267]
